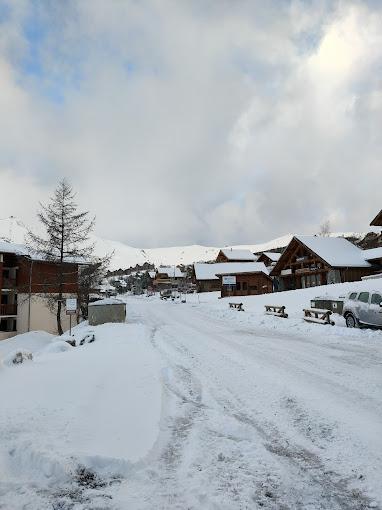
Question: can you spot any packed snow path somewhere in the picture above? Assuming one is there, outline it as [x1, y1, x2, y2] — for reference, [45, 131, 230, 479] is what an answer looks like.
[113, 297, 382, 509]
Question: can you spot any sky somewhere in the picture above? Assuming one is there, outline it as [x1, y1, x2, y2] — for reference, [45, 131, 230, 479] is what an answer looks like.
[0, 0, 381, 248]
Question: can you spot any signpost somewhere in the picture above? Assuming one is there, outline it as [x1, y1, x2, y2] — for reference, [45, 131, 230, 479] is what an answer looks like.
[222, 275, 236, 298]
[66, 298, 77, 336]
[222, 275, 236, 286]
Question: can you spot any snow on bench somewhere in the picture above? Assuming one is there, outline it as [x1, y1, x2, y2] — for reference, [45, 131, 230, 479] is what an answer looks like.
[229, 302, 244, 311]
[303, 308, 335, 326]
[264, 305, 288, 318]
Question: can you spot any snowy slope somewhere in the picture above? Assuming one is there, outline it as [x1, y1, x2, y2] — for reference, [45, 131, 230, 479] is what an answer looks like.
[0, 216, 369, 270]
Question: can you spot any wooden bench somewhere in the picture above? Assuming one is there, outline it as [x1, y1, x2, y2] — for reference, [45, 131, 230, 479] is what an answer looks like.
[303, 308, 335, 326]
[264, 305, 288, 318]
[229, 302, 244, 311]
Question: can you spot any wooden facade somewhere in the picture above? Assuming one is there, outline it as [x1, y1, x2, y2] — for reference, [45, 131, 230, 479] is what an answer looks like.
[1, 247, 79, 336]
[270, 237, 373, 291]
[219, 272, 273, 298]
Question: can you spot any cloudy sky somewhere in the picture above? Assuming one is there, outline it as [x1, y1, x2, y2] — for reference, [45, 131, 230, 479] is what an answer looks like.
[0, 0, 381, 248]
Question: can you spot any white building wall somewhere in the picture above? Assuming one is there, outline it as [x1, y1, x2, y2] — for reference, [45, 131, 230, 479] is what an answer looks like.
[17, 293, 78, 335]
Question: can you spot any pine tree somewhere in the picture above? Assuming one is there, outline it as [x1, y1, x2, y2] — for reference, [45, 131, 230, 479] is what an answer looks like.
[27, 179, 95, 335]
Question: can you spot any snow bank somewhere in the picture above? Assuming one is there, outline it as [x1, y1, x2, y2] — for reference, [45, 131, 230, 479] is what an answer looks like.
[0, 323, 162, 490]
[174, 278, 382, 342]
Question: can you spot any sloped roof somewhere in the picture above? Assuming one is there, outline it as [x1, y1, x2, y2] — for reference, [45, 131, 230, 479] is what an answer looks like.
[220, 248, 256, 261]
[370, 209, 382, 226]
[0, 240, 29, 256]
[157, 266, 184, 278]
[294, 236, 372, 268]
[215, 262, 270, 276]
[194, 262, 269, 281]
[259, 251, 281, 262]
[363, 247, 382, 261]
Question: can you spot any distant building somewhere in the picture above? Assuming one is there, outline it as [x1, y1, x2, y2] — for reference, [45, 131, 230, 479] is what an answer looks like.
[256, 251, 282, 268]
[215, 262, 272, 298]
[193, 262, 266, 293]
[0, 241, 80, 340]
[216, 248, 257, 263]
[270, 235, 374, 291]
[153, 266, 185, 290]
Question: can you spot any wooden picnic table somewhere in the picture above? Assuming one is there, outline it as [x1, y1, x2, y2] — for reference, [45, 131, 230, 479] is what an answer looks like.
[303, 308, 335, 326]
[264, 305, 288, 318]
[229, 302, 244, 311]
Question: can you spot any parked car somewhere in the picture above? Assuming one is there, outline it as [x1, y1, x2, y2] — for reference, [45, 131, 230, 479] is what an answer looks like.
[342, 291, 382, 329]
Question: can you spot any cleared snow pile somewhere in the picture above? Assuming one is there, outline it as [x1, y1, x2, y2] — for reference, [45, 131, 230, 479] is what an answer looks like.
[0, 323, 162, 508]
[43, 341, 73, 354]
[3, 349, 33, 366]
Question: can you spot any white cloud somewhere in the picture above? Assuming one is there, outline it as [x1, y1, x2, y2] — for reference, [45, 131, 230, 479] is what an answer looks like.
[0, 0, 381, 247]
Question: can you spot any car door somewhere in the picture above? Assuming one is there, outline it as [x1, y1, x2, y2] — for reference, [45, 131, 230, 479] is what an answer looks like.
[356, 292, 370, 324]
[369, 293, 382, 327]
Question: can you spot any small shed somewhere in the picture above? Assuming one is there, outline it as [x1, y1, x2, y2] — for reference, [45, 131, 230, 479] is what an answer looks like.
[88, 298, 126, 326]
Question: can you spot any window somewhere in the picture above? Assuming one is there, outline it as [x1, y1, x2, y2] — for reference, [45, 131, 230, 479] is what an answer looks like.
[371, 294, 382, 305]
[349, 292, 357, 300]
[358, 292, 370, 303]
[236, 282, 241, 291]
[242, 282, 248, 291]
[249, 285, 258, 291]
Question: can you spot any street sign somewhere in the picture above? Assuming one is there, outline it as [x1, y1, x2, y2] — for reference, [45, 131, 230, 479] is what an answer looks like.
[66, 298, 77, 314]
[222, 275, 236, 286]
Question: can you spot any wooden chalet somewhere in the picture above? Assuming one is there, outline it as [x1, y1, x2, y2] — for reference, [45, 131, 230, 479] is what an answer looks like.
[363, 248, 382, 268]
[216, 248, 256, 263]
[370, 209, 382, 227]
[153, 266, 185, 290]
[270, 236, 374, 291]
[256, 251, 282, 268]
[215, 263, 272, 298]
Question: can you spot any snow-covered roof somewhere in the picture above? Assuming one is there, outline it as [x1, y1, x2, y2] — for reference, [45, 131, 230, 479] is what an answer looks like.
[88, 298, 125, 306]
[0, 240, 29, 256]
[194, 262, 269, 280]
[363, 247, 382, 261]
[215, 262, 270, 276]
[156, 266, 184, 278]
[295, 236, 372, 268]
[260, 251, 281, 262]
[220, 248, 256, 261]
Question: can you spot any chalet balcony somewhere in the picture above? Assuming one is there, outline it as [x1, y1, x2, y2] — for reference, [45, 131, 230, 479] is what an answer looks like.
[0, 304, 17, 316]
[1, 277, 17, 289]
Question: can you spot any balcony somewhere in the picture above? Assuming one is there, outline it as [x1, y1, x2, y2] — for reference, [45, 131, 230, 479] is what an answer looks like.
[0, 304, 17, 316]
[1, 277, 17, 289]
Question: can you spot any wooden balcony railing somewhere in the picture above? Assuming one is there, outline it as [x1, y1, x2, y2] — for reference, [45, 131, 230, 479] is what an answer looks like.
[0, 304, 17, 316]
[1, 278, 17, 289]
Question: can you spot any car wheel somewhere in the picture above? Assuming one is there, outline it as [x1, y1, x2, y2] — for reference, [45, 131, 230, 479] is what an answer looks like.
[345, 314, 357, 328]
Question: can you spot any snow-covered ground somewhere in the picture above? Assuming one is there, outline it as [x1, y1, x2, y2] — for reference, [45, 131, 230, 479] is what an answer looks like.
[1, 279, 382, 509]
[0, 324, 162, 509]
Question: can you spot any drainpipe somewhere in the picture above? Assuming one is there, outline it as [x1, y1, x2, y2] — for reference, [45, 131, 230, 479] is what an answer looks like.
[27, 256, 34, 332]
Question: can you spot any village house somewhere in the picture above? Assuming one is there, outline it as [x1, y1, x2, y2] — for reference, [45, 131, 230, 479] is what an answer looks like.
[153, 266, 185, 290]
[270, 235, 374, 291]
[216, 248, 257, 263]
[0, 241, 79, 340]
[256, 251, 282, 268]
[215, 262, 272, 298]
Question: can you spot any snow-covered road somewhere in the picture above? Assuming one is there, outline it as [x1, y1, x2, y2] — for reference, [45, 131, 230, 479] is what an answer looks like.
[114, 297, 382, 509]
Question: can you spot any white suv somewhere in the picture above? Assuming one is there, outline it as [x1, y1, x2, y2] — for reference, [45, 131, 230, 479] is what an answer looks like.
[343, 291, 382, 329]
